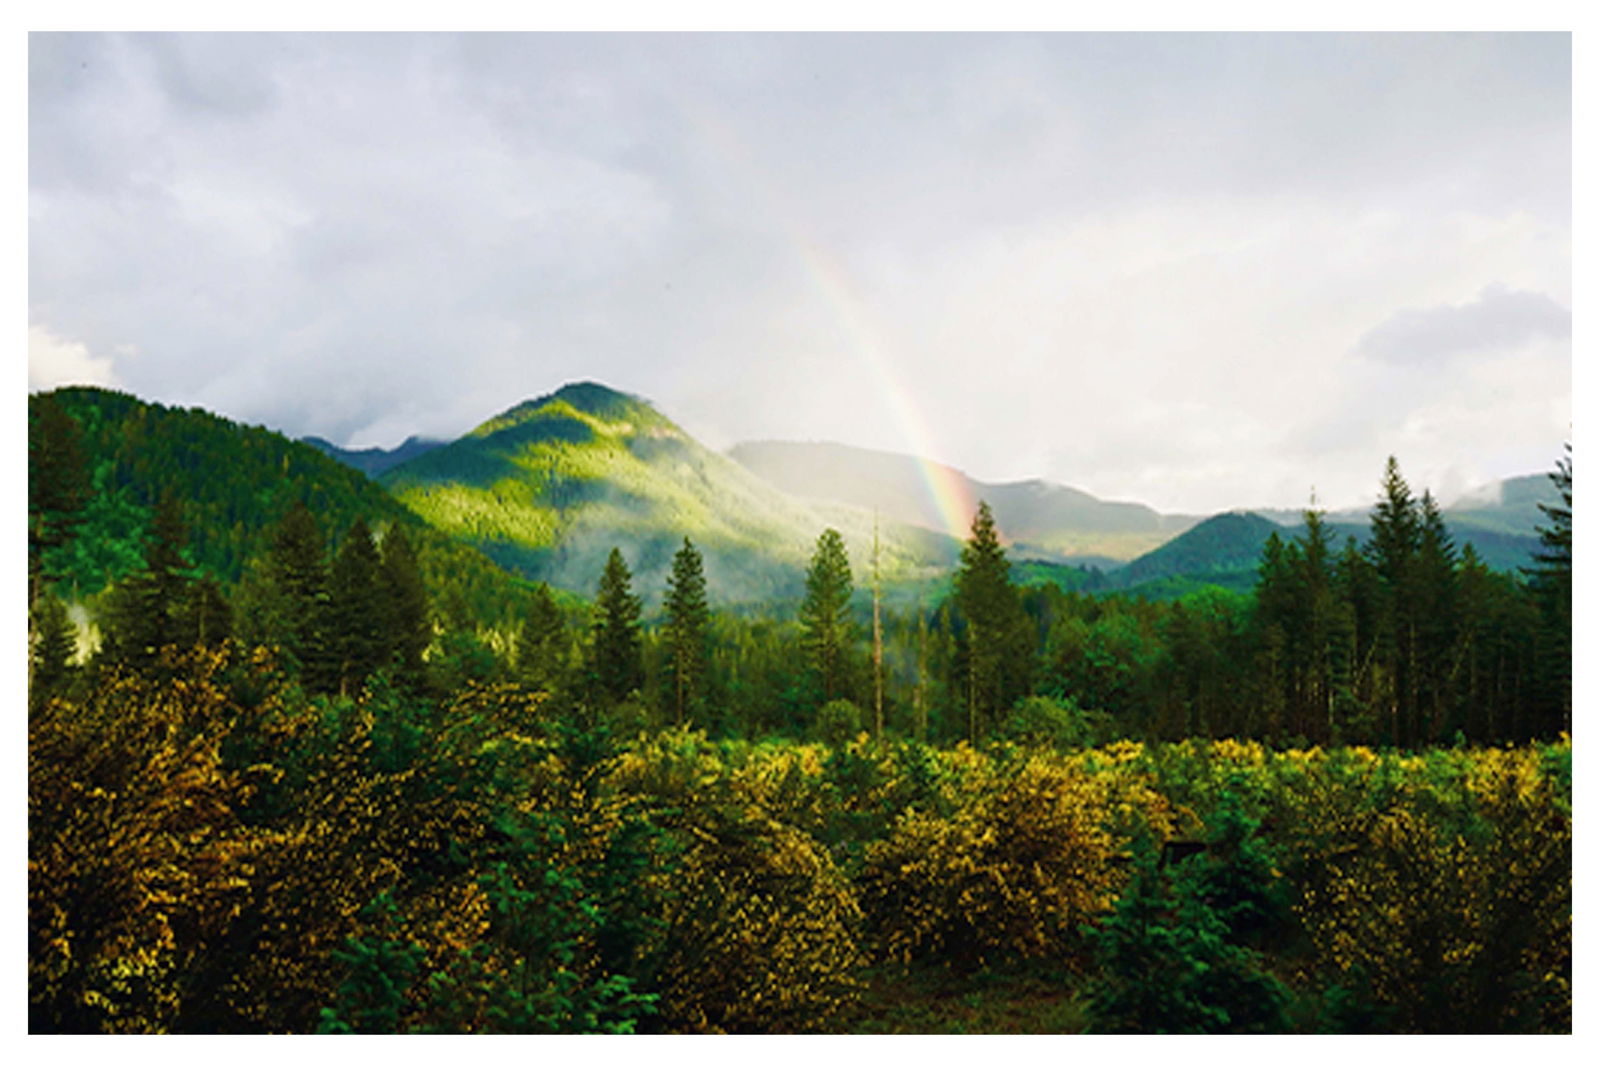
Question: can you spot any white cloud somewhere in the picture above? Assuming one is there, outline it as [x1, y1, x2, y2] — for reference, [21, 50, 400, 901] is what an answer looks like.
[28, 324, 121, 391]
[26, 33, 1571, 514]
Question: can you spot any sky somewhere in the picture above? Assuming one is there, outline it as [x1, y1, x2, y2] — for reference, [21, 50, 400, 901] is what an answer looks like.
[28, 31, 1572, 515]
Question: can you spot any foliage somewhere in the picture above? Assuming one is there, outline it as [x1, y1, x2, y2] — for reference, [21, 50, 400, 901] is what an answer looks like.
[814, 698, 864, 746]
[1083, 831, 1290, 1034]
[589, 547, 644, 705]
[800, 528, 855, 705]
[860, 754, 1137, 970]
[661, 537, 710, 725]
[952, 501, 1031, 740]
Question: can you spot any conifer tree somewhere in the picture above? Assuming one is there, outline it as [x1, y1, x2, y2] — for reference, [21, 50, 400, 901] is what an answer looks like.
[28, 393, 90, 589]
[1412, 492, 1459, 742]
[1526, 445, 1571, 734]
[800, 528, 854, 706]
[268, 500, 333, 691]
[662, 538, 710, 725]
[590, 548, 643, 706]
[104, 491, 196, 669]
[30, 593, 77, 707]
[1365, 457, 1421, 745]
[516, 582, 566, 693]
[379, 524, 430, 692]
[953, 501, 1030, 742]
[329, 518, 385, 697]
[182, 575, 234, 649]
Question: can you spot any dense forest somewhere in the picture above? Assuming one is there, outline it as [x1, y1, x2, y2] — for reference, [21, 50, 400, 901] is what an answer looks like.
[27, 390, 1572, 1034]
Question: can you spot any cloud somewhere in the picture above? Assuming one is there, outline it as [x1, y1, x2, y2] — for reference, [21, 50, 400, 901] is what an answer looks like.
[1355, 284, 1570, 364]
[26, 33, 1571, 514]
[28, 325, 121, 391]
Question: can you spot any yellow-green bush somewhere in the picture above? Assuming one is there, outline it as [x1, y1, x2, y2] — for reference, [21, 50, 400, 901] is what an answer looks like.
[649, 806, 863, 1032]
[859, 753, 1131, 969]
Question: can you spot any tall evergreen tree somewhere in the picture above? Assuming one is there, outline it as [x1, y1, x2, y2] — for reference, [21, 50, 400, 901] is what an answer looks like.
[1333, 536, 1382, 743]
[662, 538, 711, 726]
[1365, 457, 1421, 745]
[329, 518, 385, 697]
[1526, 444, 1571, 734]
[590, 548, 643, 706]
[267, 500, 333, 691]
[30, 593, 77, 707]
[28, 393, 90, 589]
[800, 528, 854, 706]
[953, 501, 1030, 742]
[181, 575, 234, 649]
[516, 582, 566, 693]
[1412, 492, 1459, 742]
[378, 524, 430, 693]
[104, 491, 196, 670]
[1294, 508, 1339, 744]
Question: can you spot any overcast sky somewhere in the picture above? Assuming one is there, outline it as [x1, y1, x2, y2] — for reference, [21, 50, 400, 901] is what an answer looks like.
[28, 32, 1571, 514]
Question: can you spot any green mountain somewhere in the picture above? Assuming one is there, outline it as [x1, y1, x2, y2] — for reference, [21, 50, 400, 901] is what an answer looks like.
[29, 387, 539, 628]
[380, 383, 958, 605]
[1115, 511, 1285, 593]
[727, 439, 1200, 565]
[1443, 474, 1563, 537]
[304, 434, 445, 476]
[1121, 506, 1541, 598]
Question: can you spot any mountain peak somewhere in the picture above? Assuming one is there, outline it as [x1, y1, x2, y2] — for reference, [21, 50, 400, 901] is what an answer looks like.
[470, 381, 674, 442]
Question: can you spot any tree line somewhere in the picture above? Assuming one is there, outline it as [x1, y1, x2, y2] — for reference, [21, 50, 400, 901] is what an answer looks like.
[30, 390, 1571, 749]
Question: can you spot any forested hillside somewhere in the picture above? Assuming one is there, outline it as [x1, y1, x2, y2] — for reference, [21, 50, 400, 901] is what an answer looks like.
[380, 382, 956, 603]
[28, 387, 542, 630]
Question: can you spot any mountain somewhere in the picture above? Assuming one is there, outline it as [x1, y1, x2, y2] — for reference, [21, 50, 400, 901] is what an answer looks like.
[1442, 473, 1563, 538]
[727, 440, 1200, 566]
[30, 387, 539, 628]
[380, 383, 958, 604]
[1115, 511, 1286, 593]
[304, 434, 445, 477]
[1121, 506, 1540, 597]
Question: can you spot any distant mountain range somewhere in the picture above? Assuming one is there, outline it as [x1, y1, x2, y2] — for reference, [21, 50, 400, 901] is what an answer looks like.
[199, 378, 1553, 603]
[304, 434, 444, 477]
[727, 439, 1553, 584]
[727, 440, 1199, 567]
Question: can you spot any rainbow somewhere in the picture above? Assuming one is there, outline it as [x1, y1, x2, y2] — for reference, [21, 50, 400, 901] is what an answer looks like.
[681, 103, 979, 543]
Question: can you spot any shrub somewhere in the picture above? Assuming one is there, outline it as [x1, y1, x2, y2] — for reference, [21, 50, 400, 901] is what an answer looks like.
[1084, 833, 1290, 1034]
[814, 699, 863, 746]
[649, 805, 863, 1032]
[859, 755, 1121, 969]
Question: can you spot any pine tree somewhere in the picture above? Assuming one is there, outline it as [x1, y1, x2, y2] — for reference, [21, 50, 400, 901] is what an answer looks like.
[268, 500, 333, 691]
[1525, 445, 1571, 734]
[1333, 536, 1381, 743]
[30, 593, 77, 706]
[379, 524, 430, 693]
[590, 548, 643, 706]
[329, 518, 385, 697]
[662, 538, 710, 726]
[104, 491, 196, 670]
[1293, 508, 1338, 744]
[800, 528, 854, 706]
[1365, 457, 1421, 745]
[182, 575, 234, 648]
[1412, 492, 1459, 742]
[28, 393, 90, 589]
[516, 582, 566, 693]
[953, 501, 1030, 742]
